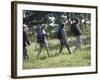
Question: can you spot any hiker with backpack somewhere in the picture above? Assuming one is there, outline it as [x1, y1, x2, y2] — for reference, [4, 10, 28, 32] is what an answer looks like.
[37, 24, 50, 58]
[70, 18, 83, 51]
[57, 23, 71, 54]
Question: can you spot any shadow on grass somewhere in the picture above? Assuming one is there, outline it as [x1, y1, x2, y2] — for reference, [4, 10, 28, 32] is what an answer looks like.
[40, 56, 47, 60]
[39, 52, 59, 60]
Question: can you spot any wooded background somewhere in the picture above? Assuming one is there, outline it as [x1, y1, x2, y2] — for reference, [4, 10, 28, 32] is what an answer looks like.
[23, 10, 91, 41]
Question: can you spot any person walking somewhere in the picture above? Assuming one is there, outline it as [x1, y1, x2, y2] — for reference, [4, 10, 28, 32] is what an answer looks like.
[23, 25, 30, 60]
[71, 18, 83, 51]
[37, 25, 50, 58]
[57, 23, 71, 54]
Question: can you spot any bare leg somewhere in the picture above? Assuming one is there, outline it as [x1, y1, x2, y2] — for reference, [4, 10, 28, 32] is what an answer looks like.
[65, 43, 71, 54]
[59, 43, 64, 53]
[45, 47, 50, 57]
[37, 44, 42, 59]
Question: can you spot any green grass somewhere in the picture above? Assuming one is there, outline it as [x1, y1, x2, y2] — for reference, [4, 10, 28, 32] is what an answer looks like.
[23, 39, 91, 69]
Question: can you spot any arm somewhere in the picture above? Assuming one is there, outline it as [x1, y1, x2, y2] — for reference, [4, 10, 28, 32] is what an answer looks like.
[76, 24, 83, 35]
[43, 29, 47, 38]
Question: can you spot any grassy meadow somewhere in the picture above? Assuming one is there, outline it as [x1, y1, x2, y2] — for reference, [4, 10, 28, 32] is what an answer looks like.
[23, 37, 91, 69]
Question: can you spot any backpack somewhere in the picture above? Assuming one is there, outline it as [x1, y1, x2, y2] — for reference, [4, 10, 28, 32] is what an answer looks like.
[37, 31, 45, 43]
[70, 23, 76, 33]
[56, 29, 62, 39]
[70, 23, 82, 36]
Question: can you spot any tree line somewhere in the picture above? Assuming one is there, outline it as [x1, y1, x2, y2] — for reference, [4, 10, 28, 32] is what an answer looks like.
[23, 10, 91, 41]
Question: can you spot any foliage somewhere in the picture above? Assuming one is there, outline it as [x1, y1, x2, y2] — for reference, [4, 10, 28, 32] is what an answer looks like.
[23, 10, 91, 69]
[23, 10, 91, 40]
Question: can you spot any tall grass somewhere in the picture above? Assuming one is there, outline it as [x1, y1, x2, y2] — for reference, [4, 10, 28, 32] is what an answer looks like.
[23, 39, 91, 69]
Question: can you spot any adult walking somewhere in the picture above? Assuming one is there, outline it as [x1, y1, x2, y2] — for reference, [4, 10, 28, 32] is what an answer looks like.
[37, 25, 50, 58]
[71, 18, 83, 51]
[57, 23, 71, 54]
[23, 25, 30, 60]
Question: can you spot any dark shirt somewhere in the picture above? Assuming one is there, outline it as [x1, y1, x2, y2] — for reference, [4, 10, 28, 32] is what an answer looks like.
[71, 23, 82, 36]
[60, 29, 68, 44]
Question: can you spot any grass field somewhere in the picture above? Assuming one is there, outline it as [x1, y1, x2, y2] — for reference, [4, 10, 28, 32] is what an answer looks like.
[23, 38, 91, 69]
